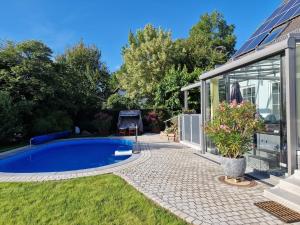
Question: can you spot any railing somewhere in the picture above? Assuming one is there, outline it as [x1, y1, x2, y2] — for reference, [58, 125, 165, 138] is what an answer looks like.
[179, 114, 202, 149]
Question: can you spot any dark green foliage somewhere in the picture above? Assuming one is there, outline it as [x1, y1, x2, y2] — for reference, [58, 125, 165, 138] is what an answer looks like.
[155, 67, 200, 114]
[55, 41, 110, 119]
[31, 111, 73, 135]
[92, 112, 113, 135]
[0, 91, 22, 143]
[105, 93, 139, 110]
[0, 40, 110, 144]
[187, 11, 236, 70]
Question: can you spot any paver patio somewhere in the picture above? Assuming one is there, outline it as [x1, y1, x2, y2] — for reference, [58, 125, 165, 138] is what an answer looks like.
[116, 134, 290, 225]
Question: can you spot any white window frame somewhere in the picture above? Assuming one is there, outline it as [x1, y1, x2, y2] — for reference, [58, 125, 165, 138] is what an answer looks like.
[241, 85, 256, 104]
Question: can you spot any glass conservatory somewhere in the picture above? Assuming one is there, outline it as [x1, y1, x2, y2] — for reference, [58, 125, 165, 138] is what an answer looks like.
[181, 37, 300, 176]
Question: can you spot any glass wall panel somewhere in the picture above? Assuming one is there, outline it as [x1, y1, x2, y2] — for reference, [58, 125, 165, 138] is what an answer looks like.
[203, 55, 287, 176]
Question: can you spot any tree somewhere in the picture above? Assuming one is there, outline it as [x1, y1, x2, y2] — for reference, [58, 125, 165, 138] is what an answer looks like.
[154, 67, 201, 114]
[153, 12, 236, 113]
[117, 24, 175, 103]
[0, 40, 55, 105]
[0, 40, 56, 137]
[55, 41, 110, 120]
[186, 11, 236, 70]
[0, 39, 111, 141]
[104, 93, 139, 110]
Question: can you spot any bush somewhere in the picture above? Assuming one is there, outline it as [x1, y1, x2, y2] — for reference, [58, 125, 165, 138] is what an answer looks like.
[144, 111, 160, 133]
[0, 91, 23, 143]
[205, 101, 263, 158]
[93, 112, 113, 135]
[77, 120, 97, 133]
[32, 111, 73, 135]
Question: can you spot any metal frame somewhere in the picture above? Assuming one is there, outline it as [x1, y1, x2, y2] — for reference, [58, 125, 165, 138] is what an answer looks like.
[184, 91, 188, 110]
[284, 40, 298, 175]
[183, 34, 300, 175]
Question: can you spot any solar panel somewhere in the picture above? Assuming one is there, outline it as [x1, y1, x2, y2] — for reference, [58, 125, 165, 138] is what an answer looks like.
[260, 25, 286, 46]
[234, 0, 300, 58]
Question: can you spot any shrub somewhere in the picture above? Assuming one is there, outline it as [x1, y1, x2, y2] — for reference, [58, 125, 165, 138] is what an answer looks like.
[144, 111, 160, 133]
[205, 101, 263, 158]
[0, 91, 23, 143]
[92, 112, 113, 135]
[32, 111, 73, 135]
[77, 120, 97, 133]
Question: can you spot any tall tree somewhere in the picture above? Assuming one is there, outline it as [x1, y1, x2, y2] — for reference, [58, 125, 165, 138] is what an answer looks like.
[117, 24, 175, 103]
[186, 11, 236, 70]
[55, 41, 110, 119]
[0, 40, 55, 104]
[0, 40, 56, 136]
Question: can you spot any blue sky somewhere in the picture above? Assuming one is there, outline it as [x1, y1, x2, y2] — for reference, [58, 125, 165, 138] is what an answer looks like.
[0, 0, 281, 72]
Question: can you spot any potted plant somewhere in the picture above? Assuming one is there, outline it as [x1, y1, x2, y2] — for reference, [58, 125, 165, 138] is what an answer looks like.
[164, 117, 178, 142]
[205, 100, 263, 179]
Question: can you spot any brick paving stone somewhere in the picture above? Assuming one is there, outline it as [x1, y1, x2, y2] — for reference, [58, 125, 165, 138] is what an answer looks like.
[114, 134, 285, 225]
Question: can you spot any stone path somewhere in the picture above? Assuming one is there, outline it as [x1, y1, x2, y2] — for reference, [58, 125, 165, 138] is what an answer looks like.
[116, 134, 289, 225]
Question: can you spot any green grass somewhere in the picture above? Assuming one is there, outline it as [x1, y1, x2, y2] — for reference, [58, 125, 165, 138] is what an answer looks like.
[0, 174, 187, 225]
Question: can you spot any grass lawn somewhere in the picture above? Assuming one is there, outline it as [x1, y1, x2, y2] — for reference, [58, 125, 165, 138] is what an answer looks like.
[0, 174, 187, 225]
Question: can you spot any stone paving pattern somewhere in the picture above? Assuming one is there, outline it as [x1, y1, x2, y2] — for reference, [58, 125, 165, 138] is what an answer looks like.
[116, 135, 288, 225]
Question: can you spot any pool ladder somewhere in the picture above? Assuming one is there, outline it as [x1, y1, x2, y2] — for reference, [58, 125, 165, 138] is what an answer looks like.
[29, 138, 33, 148]
[135, 124, 138, 143]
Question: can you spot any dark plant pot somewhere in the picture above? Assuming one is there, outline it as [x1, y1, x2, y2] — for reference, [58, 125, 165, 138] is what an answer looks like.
[221, 157, 246, 178]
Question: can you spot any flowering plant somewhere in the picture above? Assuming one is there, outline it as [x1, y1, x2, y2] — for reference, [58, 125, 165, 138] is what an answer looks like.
[205, 100, 263, 158]
[145, 111, 160, 132]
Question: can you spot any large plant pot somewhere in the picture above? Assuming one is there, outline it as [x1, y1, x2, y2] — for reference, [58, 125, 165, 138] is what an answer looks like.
[221, 157, 246, 178]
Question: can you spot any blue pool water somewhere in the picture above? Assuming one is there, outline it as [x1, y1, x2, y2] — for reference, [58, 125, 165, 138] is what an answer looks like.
[0, 139, 133, 173]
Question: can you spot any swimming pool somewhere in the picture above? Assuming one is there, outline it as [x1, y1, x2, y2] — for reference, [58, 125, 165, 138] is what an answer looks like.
[0, 139, 133, 173]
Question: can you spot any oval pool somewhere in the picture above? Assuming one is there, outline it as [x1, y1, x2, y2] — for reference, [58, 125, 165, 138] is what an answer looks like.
[0, 139, 133, 173]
